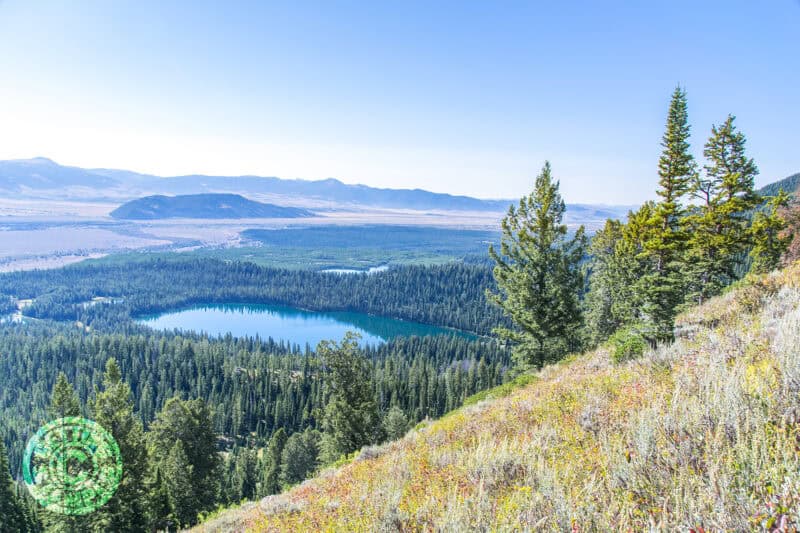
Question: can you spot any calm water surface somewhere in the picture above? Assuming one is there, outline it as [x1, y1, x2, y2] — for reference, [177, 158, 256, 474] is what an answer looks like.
[319, 265, 390, 275]
[137, 303, 476, 347]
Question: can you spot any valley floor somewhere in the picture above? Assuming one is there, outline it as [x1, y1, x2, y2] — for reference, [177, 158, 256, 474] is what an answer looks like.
[0, 207, 504, 271]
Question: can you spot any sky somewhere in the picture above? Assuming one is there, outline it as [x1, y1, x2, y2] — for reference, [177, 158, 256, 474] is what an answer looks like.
[0, 1, 797, 203]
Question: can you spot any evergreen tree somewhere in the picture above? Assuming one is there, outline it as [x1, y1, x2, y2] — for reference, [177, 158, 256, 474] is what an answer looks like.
[685, 115, 761, 303]
[232, 447, 258, 501]
[220, 452, 238, 505]
[279, 428, 320, 487]
[640, 87, 696, 341]
[41, 377, 90, 533]
[382, 405, 409, 441]
[147, 397, 221, 527]
[0, 440, 31, 533]
[319, 333, 384, 459]
[260, 428, 287, 496]
[144, 467, 171, 533]
[87, 359, 148, 533]
[487, 161, 587, 367]
[19, 488, 42, 533]
[162, 440, 195, 528]
[750, 189, 791, 274]
[584, 219, 641, 346]
[48, 373, 80, 419]
[618, 203, 657, 325]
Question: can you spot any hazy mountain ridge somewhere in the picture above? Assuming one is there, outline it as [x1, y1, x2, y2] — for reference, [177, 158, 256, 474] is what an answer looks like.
[1, 158, 792, 227]
[110, 194, 313, 220]
[0, 158, 633, 217]
[0, 158, 512, 211]
[0, 157, 119, 191]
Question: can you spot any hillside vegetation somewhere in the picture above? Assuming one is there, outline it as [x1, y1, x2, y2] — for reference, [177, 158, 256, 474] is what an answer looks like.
[195, 262, 800, 531]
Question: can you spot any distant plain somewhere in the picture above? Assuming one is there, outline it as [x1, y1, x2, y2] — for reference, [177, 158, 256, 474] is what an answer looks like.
[0, 158, 632, 271]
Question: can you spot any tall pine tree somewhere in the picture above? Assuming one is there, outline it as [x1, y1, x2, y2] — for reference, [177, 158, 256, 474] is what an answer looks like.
[685, 115, 761, 303]
[260, 428, 287, 496]
[640, 87, 696, 341]
[488, 161, 587, 367]
[48, 373, 80, 419]
[162, 440, 196, 528]
[87, 359, 148, 533]
[144, 467, 171, 532]
[41, 375, 89, 533]
[147, 397, 221, 527]
[0, 440, 32, 533]
[232, 447, 258, 501]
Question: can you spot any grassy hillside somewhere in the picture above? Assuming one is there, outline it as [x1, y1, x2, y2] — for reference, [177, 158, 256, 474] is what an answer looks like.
[195, 263, 800, 531]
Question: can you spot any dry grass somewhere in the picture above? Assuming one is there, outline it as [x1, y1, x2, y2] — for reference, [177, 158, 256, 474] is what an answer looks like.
[193, 262, 800, 532]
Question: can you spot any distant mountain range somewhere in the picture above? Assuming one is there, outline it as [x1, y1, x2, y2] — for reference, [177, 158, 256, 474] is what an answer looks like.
[111, 194, 314, 220]
[0, 157, 517, 211]
[5, 157, 793, 224]
[0, 158, 633, 219]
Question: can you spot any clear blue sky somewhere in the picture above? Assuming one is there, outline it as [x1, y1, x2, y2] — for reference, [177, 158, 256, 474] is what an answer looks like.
[0, 1, 797, 203]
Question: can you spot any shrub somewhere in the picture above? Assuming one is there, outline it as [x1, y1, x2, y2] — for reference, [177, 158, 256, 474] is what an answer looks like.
[609, 327, 647, 364]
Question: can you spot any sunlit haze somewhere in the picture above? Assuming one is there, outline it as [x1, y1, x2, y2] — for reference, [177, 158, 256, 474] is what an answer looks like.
[0, 0, 797, 202]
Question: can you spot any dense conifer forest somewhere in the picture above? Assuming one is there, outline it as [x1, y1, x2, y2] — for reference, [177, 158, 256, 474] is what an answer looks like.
[0, 260, 507, 335]
[0, 314, 508, 529]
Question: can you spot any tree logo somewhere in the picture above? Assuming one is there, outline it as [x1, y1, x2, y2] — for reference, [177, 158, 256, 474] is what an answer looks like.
[22, 417, 123, 515]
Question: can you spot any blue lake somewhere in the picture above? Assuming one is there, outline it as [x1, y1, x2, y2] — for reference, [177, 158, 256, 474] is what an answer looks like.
[319, 265, 390, 275]
[137, 303, 476, 347]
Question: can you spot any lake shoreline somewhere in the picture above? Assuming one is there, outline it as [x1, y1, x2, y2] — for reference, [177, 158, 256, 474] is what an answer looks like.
[136, 301, 480, 347]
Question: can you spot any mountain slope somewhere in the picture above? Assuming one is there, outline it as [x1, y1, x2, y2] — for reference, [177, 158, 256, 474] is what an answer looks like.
[758, 172, 800, 198]
[0, 157, 119, 191]
[110, 194, 313, 220]
[195, 263, 800, 531]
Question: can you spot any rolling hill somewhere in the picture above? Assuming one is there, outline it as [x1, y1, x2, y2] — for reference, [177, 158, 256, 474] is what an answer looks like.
[194, 263, 800, 531]
[110, 194, 314, 220]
